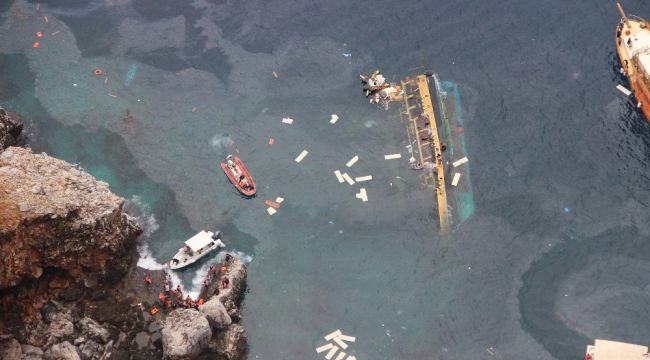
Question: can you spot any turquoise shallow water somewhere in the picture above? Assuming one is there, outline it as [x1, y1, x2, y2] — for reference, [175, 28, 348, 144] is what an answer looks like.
[2, 0, 650, 359]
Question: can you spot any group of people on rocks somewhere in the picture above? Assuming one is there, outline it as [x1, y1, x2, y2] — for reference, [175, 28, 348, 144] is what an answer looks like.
[157, 274, 204, 311]
[203, 253, 233, 290]
[147, 253, 235, 315]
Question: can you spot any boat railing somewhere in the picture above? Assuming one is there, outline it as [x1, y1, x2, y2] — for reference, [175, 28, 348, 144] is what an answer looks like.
[629, 14, 649, 23]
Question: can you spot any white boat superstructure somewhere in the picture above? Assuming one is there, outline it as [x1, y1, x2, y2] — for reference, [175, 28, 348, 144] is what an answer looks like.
[169, 230, 225, 270]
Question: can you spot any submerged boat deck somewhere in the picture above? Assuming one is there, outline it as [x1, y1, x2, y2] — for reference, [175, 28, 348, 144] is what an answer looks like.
[400, 75, 450, 234]
[398, 73, 475, 235]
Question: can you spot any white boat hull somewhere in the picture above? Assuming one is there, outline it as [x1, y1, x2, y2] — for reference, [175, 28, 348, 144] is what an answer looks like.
[169, 231, 225, 270]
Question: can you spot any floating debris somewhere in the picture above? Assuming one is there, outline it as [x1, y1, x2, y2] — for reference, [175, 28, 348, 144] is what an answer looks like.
[265, 199, 281, 209]
[295, 150, 308, 163]
[334, 170, 345, 183]
[51, 31, 60, 36]
[272, 71, 279, 78]
[330, 114, 339, 124]
[355, 188, 368, 202]
[451, 172, 461, 186]
[452, 156, 468, 167]
[384, 153, 401, 160]
[616, 84, 632, 96]
[345, 155, 358, 167]
[192, 106, 197, 112]
[275, 197, 284, 203]
[282, 117, 294, 125]
[342, 53, 352, 57]
[355, 175, 372, 182]
[43, 15, 48, 23]
[341, 173, 355, 185]
[267, 207, 277, 215]
[108, 93, 117, 98]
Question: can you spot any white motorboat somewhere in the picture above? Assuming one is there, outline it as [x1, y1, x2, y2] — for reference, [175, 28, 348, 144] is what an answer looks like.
[169, 230, 225, 270]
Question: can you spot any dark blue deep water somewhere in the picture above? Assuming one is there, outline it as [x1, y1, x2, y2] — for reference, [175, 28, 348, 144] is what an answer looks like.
[2, 0, 650, 359]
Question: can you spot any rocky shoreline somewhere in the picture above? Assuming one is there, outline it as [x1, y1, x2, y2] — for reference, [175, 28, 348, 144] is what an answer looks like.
[0, 109, 248, 360]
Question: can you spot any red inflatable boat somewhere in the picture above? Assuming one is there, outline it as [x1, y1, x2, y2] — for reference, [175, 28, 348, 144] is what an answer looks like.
[220, 155, 256, 197]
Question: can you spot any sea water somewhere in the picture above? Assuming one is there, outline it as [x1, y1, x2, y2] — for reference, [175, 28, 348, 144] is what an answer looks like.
[2, 0, 650, 359]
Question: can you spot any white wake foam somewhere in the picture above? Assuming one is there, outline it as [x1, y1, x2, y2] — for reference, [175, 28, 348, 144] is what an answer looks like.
[126, 195, 159, 238]
[210, 134, 234, 149]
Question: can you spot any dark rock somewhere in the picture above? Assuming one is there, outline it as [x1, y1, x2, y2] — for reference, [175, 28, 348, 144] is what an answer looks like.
[47, 313, 74, 338]
[0, 338, 22, 360]
[78, 339, 102, 360]
[150, 332, 162, 349]
[41, 304, 58, 324]
[133, 331, 150, 350]
[161, 309, 211, 359]
[198, 297, 231, 330]
[211, 324, 247, 360]
[21, 344, 44, 357]
[77, 317, 110, 344]
[44, 341, 80, 360]
[59, 284, 86, 302]
[0, 107, 23, 151]
[147, 321, 160, 333]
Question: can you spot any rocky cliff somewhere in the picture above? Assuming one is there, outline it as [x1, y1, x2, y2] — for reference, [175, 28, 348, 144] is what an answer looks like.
[0, 115, 248, 359]
[0, 147, 141, 292]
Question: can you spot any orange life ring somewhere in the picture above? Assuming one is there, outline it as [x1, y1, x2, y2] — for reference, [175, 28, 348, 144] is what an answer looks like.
[94, 68, 103, 76]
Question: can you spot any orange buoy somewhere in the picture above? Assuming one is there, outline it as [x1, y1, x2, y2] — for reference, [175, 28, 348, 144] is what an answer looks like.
[94, 68, 103, 76]
[268, 137, 274, 145]
[36, 31, 43, 38]
[32, 42, 40, 49]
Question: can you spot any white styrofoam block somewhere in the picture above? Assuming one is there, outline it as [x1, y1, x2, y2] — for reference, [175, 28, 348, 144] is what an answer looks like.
[355, 175, 372, 182]
[267, 207, 277, 215]
[330, 114, 339, 124]
[355, 188, 368, 202]
[282, 117, 294, 124]
[324, 330, 342, 341]
[617, 84, 632, 96]
[334, 351, 347, 360]
[451, 172, 461, 186]
[275, 197, 284, 203]
[346, 155, 359, 167]
[452, 157, 468, 167]
[338, 334, 356, 343]
[342, 173, 355, 185]
[295, 150, 309, 163]
[384, 153, 401, 160]
[334, 170, 345, 183]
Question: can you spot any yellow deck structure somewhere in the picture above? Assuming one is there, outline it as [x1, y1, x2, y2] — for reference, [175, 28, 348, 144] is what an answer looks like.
[399, 74, 450, 234]
[586, 339, 649, 360]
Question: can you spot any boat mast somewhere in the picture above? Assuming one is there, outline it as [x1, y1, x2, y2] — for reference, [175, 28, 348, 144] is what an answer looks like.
[617, 2, 630, 28]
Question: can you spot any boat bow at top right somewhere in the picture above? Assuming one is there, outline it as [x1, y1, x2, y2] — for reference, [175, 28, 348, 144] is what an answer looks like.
[616, 1, 650, 122]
